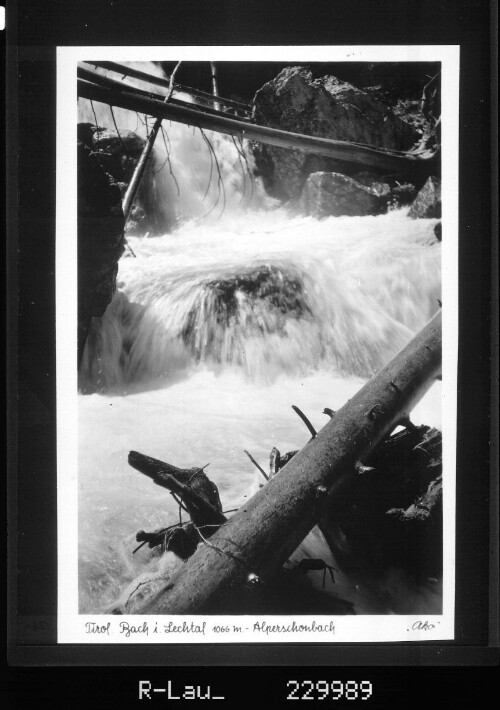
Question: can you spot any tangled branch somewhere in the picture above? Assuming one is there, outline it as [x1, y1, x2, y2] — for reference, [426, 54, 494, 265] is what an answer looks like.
[199, 127, 226, 218]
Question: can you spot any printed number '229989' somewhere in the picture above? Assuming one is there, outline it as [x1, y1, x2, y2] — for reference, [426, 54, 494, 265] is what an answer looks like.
[287, 680, 373, 701]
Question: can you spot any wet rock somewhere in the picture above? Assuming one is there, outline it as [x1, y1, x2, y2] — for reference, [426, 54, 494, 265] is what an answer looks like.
[387, 181, 418, 209]
[78, 139, 125, 361]
[181, 264, 312, 361]
[77, 122, 171, 234]
[82, 124, 145, 182]
[253, 67, 421, 201]
[209, 265, 308, 320]
[408, 176, 442, 219]
[345, 173, 418, 213]
[299, 172, 385, 218]
[352, 171, 391, 198]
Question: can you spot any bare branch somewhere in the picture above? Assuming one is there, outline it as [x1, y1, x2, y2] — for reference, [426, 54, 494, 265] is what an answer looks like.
[244, 449, 269, 481]
[291, 405, 317, 439]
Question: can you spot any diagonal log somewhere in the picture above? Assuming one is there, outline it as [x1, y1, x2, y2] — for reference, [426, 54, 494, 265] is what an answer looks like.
[120, 60, 181, 222]
[87, 60, 251, 112]
[77, 79, 438, 176]
[77, 65, 253, 123]
[117, 310, 441, 614]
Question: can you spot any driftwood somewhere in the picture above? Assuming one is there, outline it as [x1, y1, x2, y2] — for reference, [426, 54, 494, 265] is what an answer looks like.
[77, 78, 438, 177]
[268, 423, 442, 582]
[320, 425, 443, 583]
[111, 310, 441, 614]
[387, 475, 442, 523]
[128, 451, 225, 531]
[135, 524, 200, 561]
[125, 451, 226, 565]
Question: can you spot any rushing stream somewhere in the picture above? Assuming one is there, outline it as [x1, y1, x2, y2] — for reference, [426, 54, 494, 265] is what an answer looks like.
[77, 65, 442, 614]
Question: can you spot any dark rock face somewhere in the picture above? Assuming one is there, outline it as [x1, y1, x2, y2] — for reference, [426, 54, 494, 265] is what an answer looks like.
[77, 122, 171, 234]
[78, 139, 125, 361]
[408, 176, 442, 219]
[253, 67, 421, 202]
[78, 124, 145, 182]
[299, 172, 386, 218]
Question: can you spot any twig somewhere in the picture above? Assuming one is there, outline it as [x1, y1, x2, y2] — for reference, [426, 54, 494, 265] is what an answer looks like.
[160, 125, 180, 196]
[199, 127, 226, 218]
[236, 135, 255, 201]
[291, 405, 317, 439]
[170, 491, 189, 525]
[126, 579, 155, 608]
[109, 104, 128, 157]
[132, 540, 148, 554]
[90, 100, 99, 132]
[202, 131, 215, 200]
[231, 135, 247, 202]
[166, 61, 182, 102]
[244, 449, 269, 481]
[186, 464, 210, 486]
[194, 524, 248, 570]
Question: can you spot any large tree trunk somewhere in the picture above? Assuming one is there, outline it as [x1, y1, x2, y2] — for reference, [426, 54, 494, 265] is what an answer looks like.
[111, 311, 441, 614]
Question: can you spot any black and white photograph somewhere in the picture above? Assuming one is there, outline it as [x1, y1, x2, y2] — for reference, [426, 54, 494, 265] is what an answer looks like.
[56, 45, 459, 643]
[7, 1, 497, 704]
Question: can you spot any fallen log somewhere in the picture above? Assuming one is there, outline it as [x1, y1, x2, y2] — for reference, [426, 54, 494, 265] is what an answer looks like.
[77, 65, 253, 123]
[112, 310, 441, 614]
[77, 79, 438, 176]
[126, 452, 226, 564]
[87, 60, 252, 113]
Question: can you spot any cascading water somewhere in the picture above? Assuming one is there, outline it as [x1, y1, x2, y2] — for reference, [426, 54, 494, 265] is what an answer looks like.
[78, 64, 442, 614]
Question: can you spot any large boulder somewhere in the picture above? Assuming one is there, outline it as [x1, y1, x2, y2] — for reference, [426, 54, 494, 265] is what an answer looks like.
[252, 67, 422, 201]
[408, 176, 441, 218]
[299, 172, 385, 218]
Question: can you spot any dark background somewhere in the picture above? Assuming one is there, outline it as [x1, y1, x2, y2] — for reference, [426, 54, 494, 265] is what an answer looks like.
[159, 60, 439, 103]
[6, 0, 497, 703]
